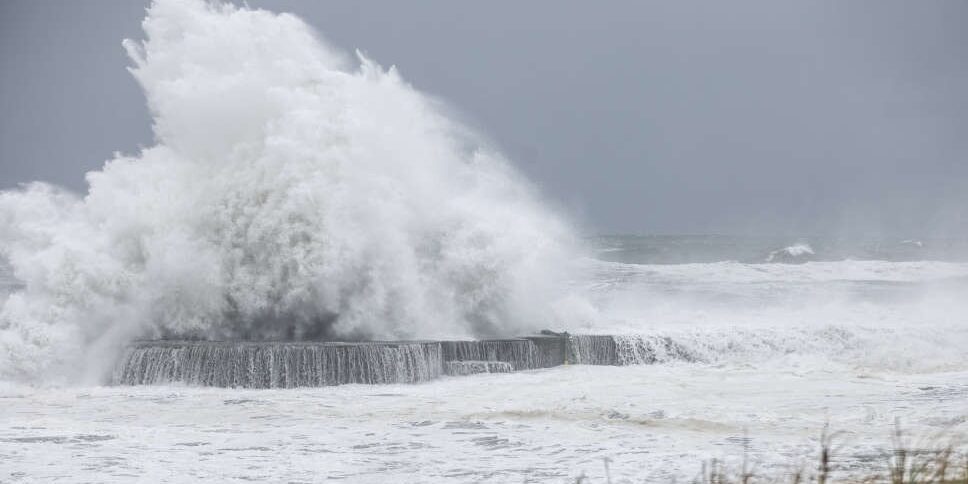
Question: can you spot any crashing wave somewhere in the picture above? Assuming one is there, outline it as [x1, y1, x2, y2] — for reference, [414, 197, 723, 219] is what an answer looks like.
[0, 0, 584, 383]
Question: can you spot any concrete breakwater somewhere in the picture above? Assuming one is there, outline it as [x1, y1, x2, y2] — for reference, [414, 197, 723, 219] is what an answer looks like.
[113, 334, 695, 388]
[113, 340, 444, 388]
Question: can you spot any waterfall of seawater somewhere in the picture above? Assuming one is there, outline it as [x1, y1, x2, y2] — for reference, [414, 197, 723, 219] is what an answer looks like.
[112, 334, 704, 388]
[114, 341, 443, 388]
[568, 335, 617, 365]
[569, 335, 699, 365]
[444, 361, 514, 376]
[440, 339, 544, 371]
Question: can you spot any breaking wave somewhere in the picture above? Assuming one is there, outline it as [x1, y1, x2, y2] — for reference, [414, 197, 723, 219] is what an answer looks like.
[766, 242, 814, 263]
[570, 256, 968, 372]
[0, 0, 583, 383]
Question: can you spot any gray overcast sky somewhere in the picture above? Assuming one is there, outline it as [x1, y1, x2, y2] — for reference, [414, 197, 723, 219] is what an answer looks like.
[1, 1, 966, 236]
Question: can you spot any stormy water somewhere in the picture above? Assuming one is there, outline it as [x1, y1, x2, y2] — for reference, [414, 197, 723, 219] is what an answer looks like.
[0, 0, 966, 481]
[4, 233, 968, 481]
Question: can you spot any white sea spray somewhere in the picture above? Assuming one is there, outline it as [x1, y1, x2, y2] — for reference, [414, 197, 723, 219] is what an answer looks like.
[0, 0, 586, 383]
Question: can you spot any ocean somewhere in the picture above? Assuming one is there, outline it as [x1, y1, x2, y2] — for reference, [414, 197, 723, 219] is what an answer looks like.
[0, 1, 965, 481]
[2, 235, 967, 482]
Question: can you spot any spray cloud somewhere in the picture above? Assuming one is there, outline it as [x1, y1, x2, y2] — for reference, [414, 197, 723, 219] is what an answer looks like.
[0, 0, 582, 383]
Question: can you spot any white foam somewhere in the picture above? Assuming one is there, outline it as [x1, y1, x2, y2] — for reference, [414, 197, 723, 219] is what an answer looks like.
[766, 242, 815, 262]
[569, 258, 968, 372]
[0, 0, 580, 383]
[3, 366, 966, 482]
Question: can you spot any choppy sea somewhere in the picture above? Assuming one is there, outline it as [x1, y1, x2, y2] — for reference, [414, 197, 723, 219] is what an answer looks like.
[2, 235, 967, 482]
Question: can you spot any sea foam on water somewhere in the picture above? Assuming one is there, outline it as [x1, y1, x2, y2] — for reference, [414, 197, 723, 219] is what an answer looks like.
[0, 0, 584, 383]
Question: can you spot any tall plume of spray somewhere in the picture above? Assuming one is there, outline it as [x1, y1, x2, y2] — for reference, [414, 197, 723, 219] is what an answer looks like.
[0, 0, 586, 383]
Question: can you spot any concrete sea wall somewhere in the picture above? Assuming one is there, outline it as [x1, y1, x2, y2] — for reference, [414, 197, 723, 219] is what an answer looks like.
[114, 333, 694, 388]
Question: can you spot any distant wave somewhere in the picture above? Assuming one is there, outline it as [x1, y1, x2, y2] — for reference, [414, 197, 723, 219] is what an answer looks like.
[766, 243, 814, 263]
[584, 258, 968, 285]
[591, 235, 965, 265]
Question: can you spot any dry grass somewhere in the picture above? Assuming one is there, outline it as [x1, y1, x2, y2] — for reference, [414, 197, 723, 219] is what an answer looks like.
[574, 424, 967, 484]
[692, 424, 967, 484]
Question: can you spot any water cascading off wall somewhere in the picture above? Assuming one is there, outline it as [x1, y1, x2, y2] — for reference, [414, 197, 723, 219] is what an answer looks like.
[114, 341, 445, 387]
[112, 334, 702, 388]
[114, 337, 567, 388]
